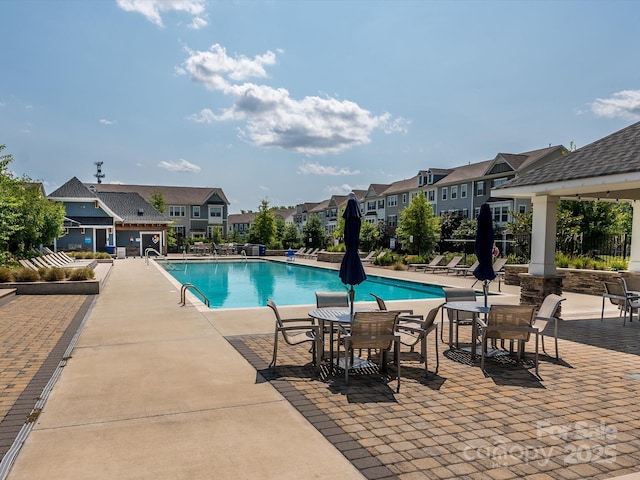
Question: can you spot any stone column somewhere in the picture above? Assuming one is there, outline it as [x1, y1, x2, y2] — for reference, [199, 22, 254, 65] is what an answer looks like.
[521, 195, 563, 309]
[519, 273, 564, 317]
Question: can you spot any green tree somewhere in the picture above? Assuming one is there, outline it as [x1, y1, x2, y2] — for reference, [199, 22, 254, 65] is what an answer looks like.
[281, 222, 301, 248]
[274, 215, 286, 245]
[360, 221, 379, 252]
[249, 199, 276, 246]
[301, 214, 326, 248]
[0, 145, 65, 253]
[396, 194, 439, 256]
[149, 189, 167, 214]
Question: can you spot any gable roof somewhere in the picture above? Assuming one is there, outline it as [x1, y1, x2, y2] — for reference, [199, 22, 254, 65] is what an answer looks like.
[85, 183, 229, 205]
[498, 121, 640, 200]
[49, 177, 169, 224]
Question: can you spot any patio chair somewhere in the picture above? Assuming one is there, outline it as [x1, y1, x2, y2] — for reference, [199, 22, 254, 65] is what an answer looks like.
[337, 310, 401, 392]
[396, 303, 443, 375]
[407, 255, 444, 272]
[601, 280, 635, 326]
[370, 293, 413, 315]
[442, 287, 477, 347]
[267, 299, 321, 373]
[425, 256, 462, 274]
[532, 294, 565, 359]
[478, 304, 539, 376]
[18, 259, 39, 270]
[316, 291, 349, 308]
[621, 277, 640, 324]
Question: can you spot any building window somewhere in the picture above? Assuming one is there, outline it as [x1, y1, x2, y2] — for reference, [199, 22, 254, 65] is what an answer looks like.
[427, 189, 435, 202]
[492, 177, 508, 188]
[474, 207, 480, 218]
[367, 200, 376, 212]
[402, 193, 407, 204]
[387, 215, 397, 227]
[169, 206, 185, 217]
[192, 206, 200, 218]
[209, 206, 222, 218]
[451, 186, 458, 200]
[173, 225, 185, 238]
[378, 199, 385, 209]
[519, 205, 527, 214]
[461, 184, 467, 198]
[476, 181, 485, 197]
[387, 195, 397, 207]
[462, 208, 468, 218]
[418, 175, 425, 186]
[442, 187, 448, 201]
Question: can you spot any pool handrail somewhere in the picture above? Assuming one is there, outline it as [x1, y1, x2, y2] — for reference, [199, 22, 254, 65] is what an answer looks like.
[179, 282, 210, 308]
[144, 247, 163, 265]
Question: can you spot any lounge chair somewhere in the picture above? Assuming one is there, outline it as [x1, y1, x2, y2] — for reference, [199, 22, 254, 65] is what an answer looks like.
[425, 256, 462, 274]
[337, 310, 401, 392]
[18, 259, 39, 270]
[267, 299, 321, 372]
[302, 248, 320, 259]
[477, 304, 539, 376]
[361, 251, 376, 263]
[451, 260, 480, 277]
[601, 280, 637, 326]
[407, 255, 444, 272]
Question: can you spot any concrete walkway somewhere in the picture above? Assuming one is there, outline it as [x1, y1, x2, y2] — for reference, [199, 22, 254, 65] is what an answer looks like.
[5, 258, 362, 479]
[2, 256, 639, 479]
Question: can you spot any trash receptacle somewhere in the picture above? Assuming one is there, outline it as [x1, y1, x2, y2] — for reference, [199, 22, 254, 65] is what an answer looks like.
[259, 245, 266, 256]
[116, 247, 126, 259]
[105, 245, 115, 255]
[251, 245, 260, 256]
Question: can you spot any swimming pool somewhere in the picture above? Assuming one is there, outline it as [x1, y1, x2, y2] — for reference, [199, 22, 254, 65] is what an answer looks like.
[160, 259, 445, 309]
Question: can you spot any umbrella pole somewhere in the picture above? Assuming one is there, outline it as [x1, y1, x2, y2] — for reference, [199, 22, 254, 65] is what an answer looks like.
[349, 287, 355, 319]
[483, 280, 489, 308]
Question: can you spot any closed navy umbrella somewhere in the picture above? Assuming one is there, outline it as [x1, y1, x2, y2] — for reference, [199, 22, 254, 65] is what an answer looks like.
[339, 193, 367, 318]
[473, 203, 496, 307]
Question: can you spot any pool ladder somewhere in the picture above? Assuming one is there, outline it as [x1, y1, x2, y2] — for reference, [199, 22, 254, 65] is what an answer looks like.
[179, 283, 210, 308]
[144, 247, 163, 265]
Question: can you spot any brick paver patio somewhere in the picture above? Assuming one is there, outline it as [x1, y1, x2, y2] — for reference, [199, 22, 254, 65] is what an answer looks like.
[0, 294, 93, 462]
[229, 315, 640, 479]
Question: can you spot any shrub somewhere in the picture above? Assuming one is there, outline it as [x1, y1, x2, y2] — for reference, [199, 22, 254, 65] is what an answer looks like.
[374, 250, 395, 266]
[44, 267, 67, 281]
[555, 252, 570, 268]
[0, 267, 13, 283]
[609, 258, 628, 271]
[68, 267, 95, 281]
[11, 267, 40, 282]
[392, 261, 404, 271]
[95, 252, 112, 259]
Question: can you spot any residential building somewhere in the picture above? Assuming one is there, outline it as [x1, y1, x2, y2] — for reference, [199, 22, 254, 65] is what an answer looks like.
[86, 183, 229, 242]
[49, 177, 171, 256]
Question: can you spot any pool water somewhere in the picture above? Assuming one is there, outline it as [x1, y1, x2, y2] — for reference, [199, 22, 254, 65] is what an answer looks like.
[160, 260, 445, 309]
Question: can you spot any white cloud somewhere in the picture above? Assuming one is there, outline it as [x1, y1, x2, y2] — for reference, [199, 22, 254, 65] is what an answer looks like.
[99, 119, 116, 125]
[109, 180, 125, 185]
[181, 44, 402, 155]
[590, 90, 640, 121]
[327, 184, 357, 195]
[259, 185, 269, 191]
[298, 161, 359, 176]
[158, 159, 202, 173]
[116, 0, 207, 28]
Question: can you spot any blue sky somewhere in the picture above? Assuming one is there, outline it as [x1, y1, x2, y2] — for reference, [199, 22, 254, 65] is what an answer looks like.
[2, 0, 640, 214]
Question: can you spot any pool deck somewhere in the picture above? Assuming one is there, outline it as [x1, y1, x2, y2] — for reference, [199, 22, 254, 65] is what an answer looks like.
[1, 255, 639, 479]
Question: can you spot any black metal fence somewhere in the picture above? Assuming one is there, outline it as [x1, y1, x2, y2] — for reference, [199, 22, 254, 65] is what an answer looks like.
[444, 233, 631, 268]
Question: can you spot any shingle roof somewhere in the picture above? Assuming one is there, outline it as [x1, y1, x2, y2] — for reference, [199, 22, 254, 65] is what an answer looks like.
[49, 177, 96, 199]
[95, 192, 169, 223]
[85, 183, 229, 205]
[500, 121, 640, 189]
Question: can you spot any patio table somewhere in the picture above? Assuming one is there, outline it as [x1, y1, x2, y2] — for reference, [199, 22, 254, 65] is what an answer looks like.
[443, 301, 491, 360]
[308, 306, 376, 372]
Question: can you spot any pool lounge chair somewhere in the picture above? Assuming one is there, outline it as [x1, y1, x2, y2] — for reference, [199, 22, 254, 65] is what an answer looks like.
[361, 251, 376, 263]
[407, 255, 444, 272]
[451, 260, 480, 277]
[425, 256, 462, 274]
